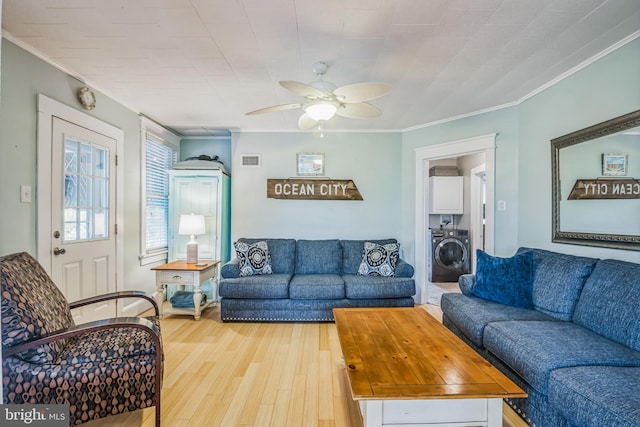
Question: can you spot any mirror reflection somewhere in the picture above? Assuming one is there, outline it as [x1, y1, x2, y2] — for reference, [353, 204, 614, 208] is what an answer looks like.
[551, 110, 640, 250]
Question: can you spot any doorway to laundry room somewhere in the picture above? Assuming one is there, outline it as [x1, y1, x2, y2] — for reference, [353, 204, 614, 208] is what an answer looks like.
[413, 134, 496, 305]
[426, 155, 483, 304]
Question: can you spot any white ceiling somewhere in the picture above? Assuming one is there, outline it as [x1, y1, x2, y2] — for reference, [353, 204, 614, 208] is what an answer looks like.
[3, 0, 640, 135]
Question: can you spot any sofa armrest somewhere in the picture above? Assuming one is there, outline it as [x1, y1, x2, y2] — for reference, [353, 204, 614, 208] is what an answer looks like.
[395, 259, 414, 278]
[221, 258, 242, 278]
[458, 273, 475, 295]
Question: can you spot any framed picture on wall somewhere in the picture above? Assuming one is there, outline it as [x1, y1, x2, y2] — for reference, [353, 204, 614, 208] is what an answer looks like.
[602, 153, 628, 176]
[297, 153, 324, 176]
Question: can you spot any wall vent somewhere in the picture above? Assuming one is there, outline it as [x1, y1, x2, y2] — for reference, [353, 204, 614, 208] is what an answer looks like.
[241, 154, 261, 167]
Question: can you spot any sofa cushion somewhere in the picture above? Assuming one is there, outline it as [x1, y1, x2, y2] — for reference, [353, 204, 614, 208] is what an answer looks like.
[440, 293, 556, 348]
[295, 239, 342, 274]
[483, 320, 640, 395]
[343, 275, 415, 299]
[341, 239, 397, 274]
[234, 240, 273, 276]
[218, 274, 291, 299]
[517, 247, 596, 320]
[57, 319, 160, 365]
[470, 250, 534, 309]
[458, 273, 474, 295]
[549, 366, 640, 427]
[289, 274, 345, 299]
[237, 238, 296, 274]
[358, 241, 400, 277]
[572, 259, 640, 351]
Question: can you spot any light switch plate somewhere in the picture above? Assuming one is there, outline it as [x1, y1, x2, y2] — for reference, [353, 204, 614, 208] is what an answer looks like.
[20, 185, 32, 203]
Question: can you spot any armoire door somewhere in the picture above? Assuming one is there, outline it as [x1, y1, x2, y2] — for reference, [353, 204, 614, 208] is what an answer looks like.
[170, 175, 220, 261]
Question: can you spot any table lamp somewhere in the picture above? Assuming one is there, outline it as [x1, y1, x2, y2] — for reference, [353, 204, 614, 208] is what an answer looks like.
[178, 214, 206, 263]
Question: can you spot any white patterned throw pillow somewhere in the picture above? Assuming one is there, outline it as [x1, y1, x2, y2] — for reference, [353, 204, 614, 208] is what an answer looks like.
[358, 241, 400, 277]
[234, 241, 273, 276]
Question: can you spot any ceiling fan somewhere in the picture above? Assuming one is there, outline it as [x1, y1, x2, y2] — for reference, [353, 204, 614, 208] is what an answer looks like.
[246, 62, 391, 129]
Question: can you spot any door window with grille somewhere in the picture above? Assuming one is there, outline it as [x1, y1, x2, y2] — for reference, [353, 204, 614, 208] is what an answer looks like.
[63, 137, 110, 242]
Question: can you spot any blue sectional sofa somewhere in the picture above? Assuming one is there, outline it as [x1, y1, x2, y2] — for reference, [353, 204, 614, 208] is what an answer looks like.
[441, 247, 640, 427]
[219, 238, 416, 321]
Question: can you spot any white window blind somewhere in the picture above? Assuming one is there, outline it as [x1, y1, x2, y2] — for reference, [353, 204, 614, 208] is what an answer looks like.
[145, 138, 176, 253]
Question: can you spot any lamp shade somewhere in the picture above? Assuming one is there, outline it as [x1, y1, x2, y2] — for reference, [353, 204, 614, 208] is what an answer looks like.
[178, 214, 206, 235]
[304, 101, 338, 121]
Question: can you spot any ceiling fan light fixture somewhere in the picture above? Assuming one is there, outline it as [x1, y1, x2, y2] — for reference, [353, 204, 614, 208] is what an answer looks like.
[304, 101, 338, 121]
[246, 62, 390, 127]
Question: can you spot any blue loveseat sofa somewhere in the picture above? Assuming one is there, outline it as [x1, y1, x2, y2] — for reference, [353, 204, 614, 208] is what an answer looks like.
[219, 238, 416, 321]
[441, 247, 640, 427]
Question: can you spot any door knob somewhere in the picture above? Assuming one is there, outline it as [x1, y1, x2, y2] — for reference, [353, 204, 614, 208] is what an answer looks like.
[53, 247, 66, 255]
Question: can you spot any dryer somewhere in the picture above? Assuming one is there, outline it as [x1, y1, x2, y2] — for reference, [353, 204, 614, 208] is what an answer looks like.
[427, 228, 471, 282]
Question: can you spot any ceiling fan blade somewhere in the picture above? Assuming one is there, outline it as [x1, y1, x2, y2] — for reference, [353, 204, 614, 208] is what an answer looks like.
[298, 113, 318, 130]
[245, 103, 301, 115]
[336, 102, 382, 119]
[280, 81, 326, 98]
[333, 82, 391, 103]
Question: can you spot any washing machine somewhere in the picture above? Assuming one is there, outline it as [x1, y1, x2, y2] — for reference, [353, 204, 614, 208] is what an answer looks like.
[427, 228, 471, 282]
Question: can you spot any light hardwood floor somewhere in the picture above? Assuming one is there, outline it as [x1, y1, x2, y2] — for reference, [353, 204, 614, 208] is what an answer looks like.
[87, 303, 527, 427]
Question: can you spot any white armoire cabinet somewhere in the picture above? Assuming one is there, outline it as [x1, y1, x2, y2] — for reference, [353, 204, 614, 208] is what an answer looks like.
[429, 176, 464, 214]
[168, 169, 231, 264]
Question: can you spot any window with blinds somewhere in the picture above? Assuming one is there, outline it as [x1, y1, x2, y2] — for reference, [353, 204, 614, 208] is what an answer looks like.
[145, 138, 176, 253]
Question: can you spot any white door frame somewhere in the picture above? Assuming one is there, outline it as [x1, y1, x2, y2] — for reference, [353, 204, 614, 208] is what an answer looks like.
[470, 164, 486, 273]
[414, 134, 496, 304]
[36, 94, 124, 299]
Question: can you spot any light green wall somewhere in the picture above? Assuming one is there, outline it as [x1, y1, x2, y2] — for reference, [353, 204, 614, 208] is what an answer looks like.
[0, 40, 158, 293]
[401, 107, 520, 261]
[2, 34, 638, 280]
[401, 37, 640, 264]
[1, 39, 47, 254]
[517, 38, 640, 262]
[231, 131, 404, 242]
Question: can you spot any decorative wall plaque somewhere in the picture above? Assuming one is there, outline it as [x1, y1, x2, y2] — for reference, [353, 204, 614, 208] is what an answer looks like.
[267, 179, 363, 200]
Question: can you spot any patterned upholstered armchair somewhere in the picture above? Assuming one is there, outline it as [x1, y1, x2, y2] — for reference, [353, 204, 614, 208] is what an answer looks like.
[1, 252, 163, 426]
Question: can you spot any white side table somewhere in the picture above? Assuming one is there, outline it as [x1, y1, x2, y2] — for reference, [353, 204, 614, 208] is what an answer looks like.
[152, 259, 220, 320]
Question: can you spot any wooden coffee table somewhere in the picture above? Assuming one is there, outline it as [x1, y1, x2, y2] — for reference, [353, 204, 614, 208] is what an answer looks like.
[333, 307, 526, 427]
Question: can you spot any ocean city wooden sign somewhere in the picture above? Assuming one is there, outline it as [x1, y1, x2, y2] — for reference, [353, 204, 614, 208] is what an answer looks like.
[267, 179, 363, 200]
[568, 178, 640, 200]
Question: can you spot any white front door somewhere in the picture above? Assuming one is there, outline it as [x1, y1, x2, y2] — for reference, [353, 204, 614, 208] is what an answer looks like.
[50, 117, 117, 323]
